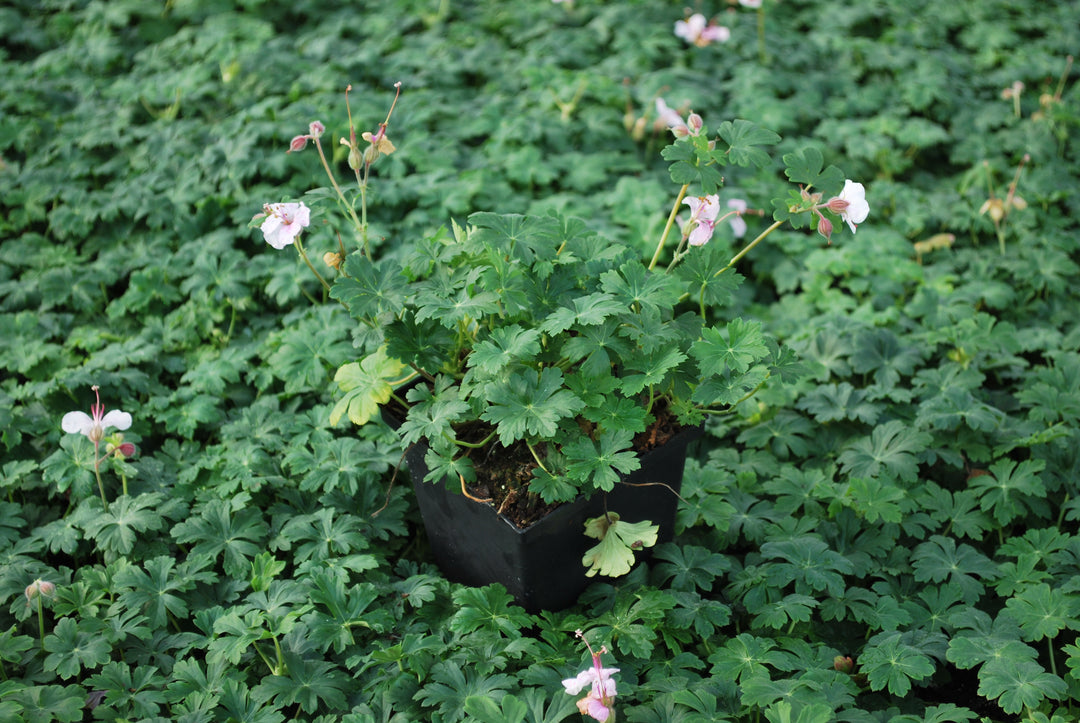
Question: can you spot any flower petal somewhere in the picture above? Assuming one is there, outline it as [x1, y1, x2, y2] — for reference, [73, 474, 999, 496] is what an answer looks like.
[62, 411, 93, 435]
[100, 410, 132, 432]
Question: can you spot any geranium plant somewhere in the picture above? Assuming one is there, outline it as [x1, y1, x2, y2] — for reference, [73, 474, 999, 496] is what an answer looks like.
[260, 83, 868, 570]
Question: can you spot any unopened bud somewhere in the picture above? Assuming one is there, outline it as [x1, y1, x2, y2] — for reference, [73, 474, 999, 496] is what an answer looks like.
[833, 655, 854, 674]
[687, 112, 703, 135]
[288, 135, 309, 153]
[825, 196, 850, 214]
[308, 120, 325, 138]
[323, 251, 343, 270]
[25, 579, 56, 603]
[631, 116, 647, 141]
[816, 212, 834, 244]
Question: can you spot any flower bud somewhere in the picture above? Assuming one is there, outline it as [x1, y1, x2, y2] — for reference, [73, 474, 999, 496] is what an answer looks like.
[323, 251, 344, 270]
[288, 135, 309, 153]
[25, 579, 56, 603]
[687, 112, 703, 135]
[631, 116, 647, 141]
[308, 120, 325, 138]
[834, 655, 854, 674]
[825, 196, 850, 214]
[816, 211, 834, 244]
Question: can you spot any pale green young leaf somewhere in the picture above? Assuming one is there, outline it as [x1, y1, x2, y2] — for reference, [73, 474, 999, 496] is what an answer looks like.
[582, 513, 659, 577]
[329, 347, 407, 426]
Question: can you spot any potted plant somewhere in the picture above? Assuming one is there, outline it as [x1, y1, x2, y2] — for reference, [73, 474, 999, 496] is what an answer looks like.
[253, 84, 869, 610]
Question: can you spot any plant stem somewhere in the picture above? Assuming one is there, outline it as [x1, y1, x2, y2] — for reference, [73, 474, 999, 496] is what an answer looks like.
[715, 219, 785, 277]
[93, 458, 109, 513]
[295, 237, 332, 292]
[649, 184, 690, 270]
[525, 441, 550, 473]
[36, 594, 46, 651]
[313, 137, 365, 244]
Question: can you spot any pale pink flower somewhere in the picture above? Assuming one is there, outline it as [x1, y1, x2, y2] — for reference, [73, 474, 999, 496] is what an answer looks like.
[655, 99, 703, 138]
[683, 194, 721, 246]
[62, 386, 131, 445]
[259, 202, 311, 249]
[727, 198, 748, 239]
[826, 180, 869, 233]
[739, 0, 763, 7]
[674, 13, 730, 47]
[563, 639, 619, 722]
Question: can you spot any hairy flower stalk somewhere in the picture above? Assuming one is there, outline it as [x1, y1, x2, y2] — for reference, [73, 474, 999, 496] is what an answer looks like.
[62, 385, 132, 512]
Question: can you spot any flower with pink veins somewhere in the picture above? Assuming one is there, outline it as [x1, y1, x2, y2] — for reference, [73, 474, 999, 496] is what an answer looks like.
[62, 386, 131, 445]
[826, 180, 869, 233]
[683, 194, 721, 246]
[674, 13, 730, 47]
[259, 202, 311, 249]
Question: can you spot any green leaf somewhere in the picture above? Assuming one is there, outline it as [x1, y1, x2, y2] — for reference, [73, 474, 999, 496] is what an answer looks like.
[328, 254, 407, 321]
[859, 631, 936, 696]
[1004, 583, 1080, 641]
[480, 367, 584, 445]
[8, 684, 85, 723]
[600, 260, 683, 313]
[912, 536, 997, 605]
[254, 654, 350, 714]
[43, 617, 113, 679]
[582, 513, 659, 577]
[715, 119, 781, 169]
[449, 585, 533, 637]
[467, 325, 542, 377]
[692, 319, 770, 376]
[539, 292, 626, 335]
[463, 694, 528, 723]
[782, 147, 845, 194]
[837, 420, 932, 483]
[562, 429, 640, 491]
[977, 658, 1067, 715]
[330, 347, 407, 426]
[969, 458, 1047, 525]
[708, 633, 785, 683]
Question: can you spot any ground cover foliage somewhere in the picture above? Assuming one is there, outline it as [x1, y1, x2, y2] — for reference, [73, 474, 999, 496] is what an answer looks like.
[1, 0, 1079, 720]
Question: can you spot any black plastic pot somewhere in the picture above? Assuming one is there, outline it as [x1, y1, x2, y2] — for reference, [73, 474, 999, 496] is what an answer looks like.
[404, 425, 702, 612]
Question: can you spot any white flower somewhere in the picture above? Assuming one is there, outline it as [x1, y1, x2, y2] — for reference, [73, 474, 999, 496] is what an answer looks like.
[836, 180, 869, 233]
[739, 0, 763, 8]
[260, 202, 311, 249]
[62, 386, 131, 445]
[674, 13, 730, 47]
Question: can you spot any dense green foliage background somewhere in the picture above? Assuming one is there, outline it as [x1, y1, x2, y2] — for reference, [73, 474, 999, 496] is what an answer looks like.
[2, 0, 1079, 721]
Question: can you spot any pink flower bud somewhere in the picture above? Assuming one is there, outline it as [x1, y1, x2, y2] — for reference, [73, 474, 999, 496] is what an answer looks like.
[308, 120, 325, 138]
[287, 135, 309, 153]
[25, 579, 56, 603]
[834, 655, 854, 673]
[816, 211, 834, 244]
[825, 197, 849, 213]
[687, 113, 703, 134]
